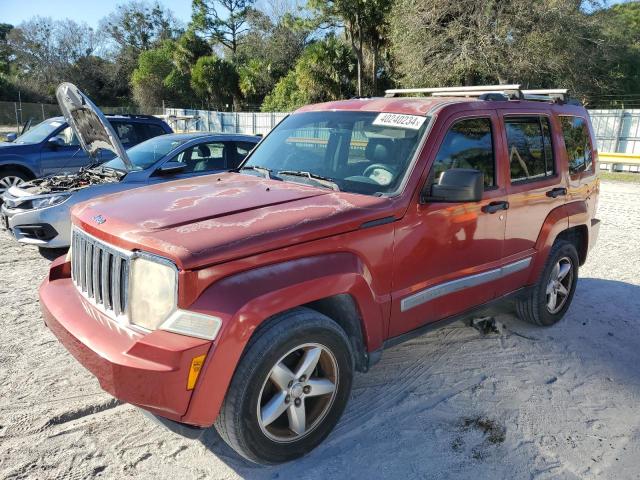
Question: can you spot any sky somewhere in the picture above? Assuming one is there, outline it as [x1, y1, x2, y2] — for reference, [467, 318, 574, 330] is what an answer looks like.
[0, 0, 194, 27]
[0, 0, 631, 28]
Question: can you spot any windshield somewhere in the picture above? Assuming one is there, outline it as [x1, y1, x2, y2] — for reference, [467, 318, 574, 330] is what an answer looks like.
[14, 119, 65, 144]
[242, 111, 429, 195]
[103, 135, 187, 171]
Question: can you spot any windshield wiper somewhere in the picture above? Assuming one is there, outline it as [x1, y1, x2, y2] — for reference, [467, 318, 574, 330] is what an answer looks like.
[238, 165, 282, 180]
[277, 171, 340, 191]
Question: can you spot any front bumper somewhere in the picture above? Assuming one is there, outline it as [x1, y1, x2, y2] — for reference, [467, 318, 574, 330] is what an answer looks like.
[1, 201, 71, 248]
[39, 259, 212, 422]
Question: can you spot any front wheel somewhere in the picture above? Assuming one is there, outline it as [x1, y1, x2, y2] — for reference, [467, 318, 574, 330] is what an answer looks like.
[0, 168, 30, 196]
[517, 240, 579, 326]
[215, 308, 354, 464]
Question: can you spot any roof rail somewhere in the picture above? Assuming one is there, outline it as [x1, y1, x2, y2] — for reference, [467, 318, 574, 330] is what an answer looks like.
[384, 85, 570, 103]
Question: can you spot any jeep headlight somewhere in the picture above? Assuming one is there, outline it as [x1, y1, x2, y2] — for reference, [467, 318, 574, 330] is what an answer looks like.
[31, 194, 70, 210]
[128, 255, 222, 340]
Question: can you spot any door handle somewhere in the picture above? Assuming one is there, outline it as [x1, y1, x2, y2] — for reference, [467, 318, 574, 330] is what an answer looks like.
[482, 201, 509, 214]
[546, 187, 567, 198]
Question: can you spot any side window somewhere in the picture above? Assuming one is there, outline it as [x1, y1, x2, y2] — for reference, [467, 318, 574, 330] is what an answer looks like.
[431, 117, 495, 188]
[506, 116, 555, 183]
[112, 122, 138, 146]
[51, 126, 79, 146]
[133, 123, 166, 142]
[560, 116, 593, 175]
[232, 142, 256, 169]
[174, 142, 227, 173]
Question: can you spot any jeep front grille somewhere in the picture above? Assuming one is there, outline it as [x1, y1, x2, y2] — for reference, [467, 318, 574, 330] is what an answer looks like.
[71, 228, 130, 317]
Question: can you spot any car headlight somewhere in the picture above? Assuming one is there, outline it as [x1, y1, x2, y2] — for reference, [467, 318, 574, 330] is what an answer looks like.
[31, 194, 70, 209]
[128, 255, 222, 340]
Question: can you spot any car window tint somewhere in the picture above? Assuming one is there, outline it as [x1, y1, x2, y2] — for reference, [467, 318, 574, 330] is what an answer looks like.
[560, 116, 593, 175]
[431, 117, 495, 188]
[145, 124, 167, 140]
[174, 142, 227, 173]
[506, 116, 555, 183]
[232, 142, 256, 169]
[112, 122, 138, 145]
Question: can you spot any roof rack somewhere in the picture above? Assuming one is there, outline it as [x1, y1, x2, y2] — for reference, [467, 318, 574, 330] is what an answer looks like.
[384, 85, 570, 103]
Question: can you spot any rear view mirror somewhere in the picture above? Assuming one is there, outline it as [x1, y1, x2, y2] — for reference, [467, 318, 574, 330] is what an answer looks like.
[423, 168, 484, 203]
[157, 161, 186, 175]
[5, 133, 17, 142]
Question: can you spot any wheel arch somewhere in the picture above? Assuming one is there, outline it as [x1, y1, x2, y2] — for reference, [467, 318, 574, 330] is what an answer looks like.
[528, 200, 588, 283]
[181, 252, 387, 426]
[0, 162, 37, 180]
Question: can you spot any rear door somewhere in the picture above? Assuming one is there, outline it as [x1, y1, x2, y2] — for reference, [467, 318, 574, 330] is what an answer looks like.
[497, 112, 568, 295]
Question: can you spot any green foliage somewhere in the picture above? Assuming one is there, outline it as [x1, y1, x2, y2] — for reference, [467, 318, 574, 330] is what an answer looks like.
[131, 41, 176, 108]
[192, 0, 255, 56]
[262, 36, 355, 111]
[191, 55, 239, 109]
[388, 0, 612, 102]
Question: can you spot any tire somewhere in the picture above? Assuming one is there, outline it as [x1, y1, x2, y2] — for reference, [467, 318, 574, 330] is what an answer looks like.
[517, 240, 579, 326]
[0, 168, 31, 196]
[215, 307, 354, 465]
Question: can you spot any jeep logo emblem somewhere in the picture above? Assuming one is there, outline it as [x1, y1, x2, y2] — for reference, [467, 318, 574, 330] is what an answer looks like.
[93, 215, 106, 225]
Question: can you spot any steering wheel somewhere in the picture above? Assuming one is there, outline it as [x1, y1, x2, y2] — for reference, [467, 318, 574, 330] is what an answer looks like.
[363, 163, 395, 186]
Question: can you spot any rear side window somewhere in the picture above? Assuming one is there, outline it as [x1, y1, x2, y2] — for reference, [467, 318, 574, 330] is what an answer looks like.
[431, 117, 495, 188]
[560, 116, 593, 175]
[234, 142, 256, 168]
[143, 124, 167, 140]
[506, 116, 555, 183]
[112, 122, 138, 146]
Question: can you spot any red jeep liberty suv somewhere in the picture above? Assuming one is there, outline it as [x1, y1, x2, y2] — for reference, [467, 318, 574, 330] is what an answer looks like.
[40, 84, 600, 464]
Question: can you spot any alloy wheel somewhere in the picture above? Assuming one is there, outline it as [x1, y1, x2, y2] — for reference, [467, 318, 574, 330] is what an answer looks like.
[546, 256, 573, 314]
[257, 343, 339, 443]
[0, 176, 25, 195]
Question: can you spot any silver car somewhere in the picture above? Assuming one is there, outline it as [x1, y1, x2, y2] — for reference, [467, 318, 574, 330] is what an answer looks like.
[1, 83, 260, 249]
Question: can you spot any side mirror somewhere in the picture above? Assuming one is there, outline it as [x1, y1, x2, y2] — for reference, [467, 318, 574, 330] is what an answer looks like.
[157, 161, 186, 175]
[423, 168, 484, 203]
[5, 133, 17, 142]
[47, 137, 65, 148]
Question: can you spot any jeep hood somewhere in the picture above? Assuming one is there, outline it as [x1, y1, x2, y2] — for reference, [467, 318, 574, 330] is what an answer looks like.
[72, 173, 392, 270]
[56, 82, 132, 170]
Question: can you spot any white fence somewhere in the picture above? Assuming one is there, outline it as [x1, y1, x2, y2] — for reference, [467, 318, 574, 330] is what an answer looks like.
[163, 109, 288, 136]
[165, 108, 640, 154]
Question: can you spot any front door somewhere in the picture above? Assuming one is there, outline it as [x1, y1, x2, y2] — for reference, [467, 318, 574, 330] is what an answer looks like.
[40, 125, 90, 175]
[390, 112, 508, 338]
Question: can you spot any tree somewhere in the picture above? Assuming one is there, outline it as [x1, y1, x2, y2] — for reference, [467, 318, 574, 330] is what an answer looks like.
[101, 1, 181, 103]
[131, 41, 175, 109]
[310, 0, 393, 96]
[0, 23, 13, 75]
[388, 0, 611, 101]
[262, 36, 355, 111]
[102, 1, 180, 53]
[191, 55, 239, 109]
[192, 0, 256, 58]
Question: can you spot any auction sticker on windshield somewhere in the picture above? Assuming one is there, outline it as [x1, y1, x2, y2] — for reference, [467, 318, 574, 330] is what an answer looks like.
[373, 113, 426, 130]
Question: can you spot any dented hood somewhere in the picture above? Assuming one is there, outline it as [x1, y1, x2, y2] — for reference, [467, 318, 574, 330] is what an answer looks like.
[55, 82, 132, 170]
[72, 173, 391, 269]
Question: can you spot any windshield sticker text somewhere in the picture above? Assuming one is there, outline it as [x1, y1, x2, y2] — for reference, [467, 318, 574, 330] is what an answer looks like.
[373, 113, 426, 130]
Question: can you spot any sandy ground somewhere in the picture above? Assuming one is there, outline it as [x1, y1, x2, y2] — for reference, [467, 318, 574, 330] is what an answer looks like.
[1, 181, 639, 480]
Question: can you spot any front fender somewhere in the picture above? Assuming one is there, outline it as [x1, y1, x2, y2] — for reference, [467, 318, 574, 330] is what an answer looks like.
[180, 252, 385, 426]
[527, 200, 587, 283]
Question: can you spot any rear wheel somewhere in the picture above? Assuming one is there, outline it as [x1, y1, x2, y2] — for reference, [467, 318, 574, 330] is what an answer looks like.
[517, 240, 579, 326]
[215, 308, 353, 464]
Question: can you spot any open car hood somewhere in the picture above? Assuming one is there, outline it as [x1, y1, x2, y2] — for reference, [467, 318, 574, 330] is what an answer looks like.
[55, 82, 133, 170]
